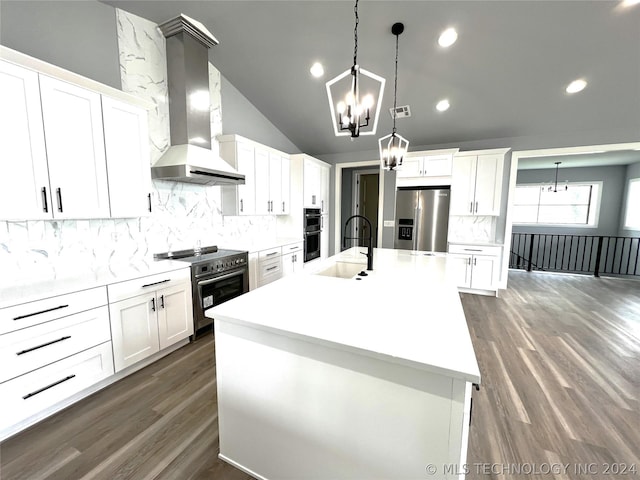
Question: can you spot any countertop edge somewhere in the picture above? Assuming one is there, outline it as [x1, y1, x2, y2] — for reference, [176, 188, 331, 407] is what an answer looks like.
[214, 313, 481, 384]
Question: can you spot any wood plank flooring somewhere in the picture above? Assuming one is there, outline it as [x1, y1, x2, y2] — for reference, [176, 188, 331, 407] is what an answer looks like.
[1, 270, 638, 479]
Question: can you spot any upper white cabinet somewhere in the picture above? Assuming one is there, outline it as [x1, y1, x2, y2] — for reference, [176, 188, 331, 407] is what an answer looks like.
[397, 154, 453, 179]
[219, 135, 290, 216]
[39, 75, 111, 219]
[300, 155, 331, 210]
[0, 61, 50, 220]
[450, 152, 505, 216]
[0, 50, 154, 221]
[102, 97, 153, 217]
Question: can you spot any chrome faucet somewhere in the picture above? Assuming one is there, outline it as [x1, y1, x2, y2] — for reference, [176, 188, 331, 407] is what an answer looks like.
[343, 215, 374, 271]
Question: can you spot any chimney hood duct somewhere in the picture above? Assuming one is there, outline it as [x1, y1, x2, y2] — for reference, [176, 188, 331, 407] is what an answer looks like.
[152, 14, 245, 186]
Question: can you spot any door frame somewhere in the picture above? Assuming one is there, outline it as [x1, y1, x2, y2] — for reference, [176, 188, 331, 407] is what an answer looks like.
[333, 161, 384, 255]
[351, 169, 380, 247]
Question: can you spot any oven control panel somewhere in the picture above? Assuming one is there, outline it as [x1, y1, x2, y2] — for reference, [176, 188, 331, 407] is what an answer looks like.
[194, 253, 248, 278]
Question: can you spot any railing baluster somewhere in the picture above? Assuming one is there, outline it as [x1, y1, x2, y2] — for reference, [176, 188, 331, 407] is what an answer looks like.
[595, 236, 604, 277]
[554, 235, 560, 270]
[528, 233, 535, 271]
[561, 235, 567, 270]
[579, 236, 585, 271]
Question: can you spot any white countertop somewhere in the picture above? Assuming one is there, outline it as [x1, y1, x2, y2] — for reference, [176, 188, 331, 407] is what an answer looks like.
[220, 237, 304, 253]
[0, 259, 190, 309]
[448, 241, 504, 247]
[209, 247, 481, 383]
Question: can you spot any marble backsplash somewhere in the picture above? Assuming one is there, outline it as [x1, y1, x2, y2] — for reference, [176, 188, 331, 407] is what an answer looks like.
[0, 9, 276, 285]
[448, 216, 497, 243]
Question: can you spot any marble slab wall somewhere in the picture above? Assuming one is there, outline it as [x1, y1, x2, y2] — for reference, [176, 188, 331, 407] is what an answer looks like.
[0, 9, 275, 285]
[448, 216, 496, 243]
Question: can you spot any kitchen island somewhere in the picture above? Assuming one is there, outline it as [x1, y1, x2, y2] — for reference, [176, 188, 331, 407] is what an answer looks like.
[207, 247, 480, 480]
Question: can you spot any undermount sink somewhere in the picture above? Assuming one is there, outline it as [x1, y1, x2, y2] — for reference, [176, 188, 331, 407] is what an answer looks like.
[314, 262, 365, 279]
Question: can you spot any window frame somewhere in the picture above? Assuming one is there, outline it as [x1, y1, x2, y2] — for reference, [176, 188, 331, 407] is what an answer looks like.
[512, 181, 603, 228]
[623, 178, 640, 230]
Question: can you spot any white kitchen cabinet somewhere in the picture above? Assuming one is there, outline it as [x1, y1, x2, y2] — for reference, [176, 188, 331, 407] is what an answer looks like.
[280, 156, 291, 215]
[102, 97, 152, 217]
[0, 60, 50, 220]
[108, 268, 193, 372]
[157, 281, 193, 350]
[450, 153, 504, 216]
[39, 75, 111, 219]
[321, 214, 329, 260]
[219, 135, 290, 216]
[396, 154, 453, 179]
[281, 242, 304, 277]
[448, 244, 501, 293]
[303, 158, 322, 208]
[320, 165, 330, 214]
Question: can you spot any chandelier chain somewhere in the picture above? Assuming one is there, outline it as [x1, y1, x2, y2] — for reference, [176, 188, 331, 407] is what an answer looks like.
[392, 31, 399, 134]
[353, 0, 359, 66]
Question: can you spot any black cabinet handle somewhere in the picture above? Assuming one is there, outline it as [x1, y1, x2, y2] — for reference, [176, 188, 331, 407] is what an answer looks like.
[266, 266, 278, 272]
[151, 298, 156, 312]
[473, 382, 480, 391]
[23, 375, 76, 400]
[56, 188, 63, 212]
[41, 187, 48, 213]
[282, 201, 285, 212]
[17, 336, 71, 356]
[147, 193, 152, 212]
[160, 294, 165, 308]
[469, 397, 473, 426]
[13, 304, 69, 321]
[240, 199, 243, 212]
[142, 279, 170, 288]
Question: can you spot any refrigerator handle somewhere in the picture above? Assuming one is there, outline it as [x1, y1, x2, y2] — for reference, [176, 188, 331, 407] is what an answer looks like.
[413, 207, 421, 251]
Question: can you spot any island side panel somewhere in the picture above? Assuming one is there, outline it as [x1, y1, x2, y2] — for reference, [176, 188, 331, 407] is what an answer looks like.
[448, 379, 474, 478]
[215, 318, 466, 480]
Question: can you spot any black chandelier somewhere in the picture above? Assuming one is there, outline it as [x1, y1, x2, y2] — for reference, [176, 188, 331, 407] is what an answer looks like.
[545, 161, 568, 192]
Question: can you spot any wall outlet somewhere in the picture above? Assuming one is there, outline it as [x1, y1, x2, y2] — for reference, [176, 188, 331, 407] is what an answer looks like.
[383, 220, 395, 228]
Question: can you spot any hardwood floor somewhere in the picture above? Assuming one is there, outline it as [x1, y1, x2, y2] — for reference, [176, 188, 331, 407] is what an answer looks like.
[1, 270, 638, 479]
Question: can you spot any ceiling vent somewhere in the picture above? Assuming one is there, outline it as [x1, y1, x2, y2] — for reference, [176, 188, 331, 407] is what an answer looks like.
[390, 105, 411, 119]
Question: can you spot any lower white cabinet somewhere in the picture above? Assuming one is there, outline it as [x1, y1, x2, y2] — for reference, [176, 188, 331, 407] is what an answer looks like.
[108, 268, 193, 372]
[448, 244, 501, 293]
[282, 242, 304, 277]
[0, 342, 114, 432]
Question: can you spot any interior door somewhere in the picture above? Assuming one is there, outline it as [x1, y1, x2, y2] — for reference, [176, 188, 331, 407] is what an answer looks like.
[357, 173, 379, 248]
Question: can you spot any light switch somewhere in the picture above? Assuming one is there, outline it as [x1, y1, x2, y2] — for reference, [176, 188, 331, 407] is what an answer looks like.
[383, 220, 395, 228]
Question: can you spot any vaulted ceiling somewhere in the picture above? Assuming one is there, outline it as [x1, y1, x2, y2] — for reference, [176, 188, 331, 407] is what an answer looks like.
[103, 1, 640, 161]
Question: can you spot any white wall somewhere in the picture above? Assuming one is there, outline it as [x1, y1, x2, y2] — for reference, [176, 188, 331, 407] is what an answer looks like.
[620, 161, 640, 237]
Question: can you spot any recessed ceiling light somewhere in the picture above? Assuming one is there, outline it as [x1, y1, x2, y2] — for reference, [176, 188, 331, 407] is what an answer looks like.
[438, 28, 458, 48]
[621, 0, 640, 7]
[436, 99, 450, 112]
[566, 79, 587, 94]
[310, 62, 324, 78]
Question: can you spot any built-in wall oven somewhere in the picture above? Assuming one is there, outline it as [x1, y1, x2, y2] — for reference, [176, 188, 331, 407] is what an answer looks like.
[304, 208, 321, 262]
[154, 246, 249, 338]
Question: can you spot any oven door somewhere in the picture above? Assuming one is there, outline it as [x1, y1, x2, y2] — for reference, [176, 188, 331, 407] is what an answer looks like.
[195, 268, 249, 331]
[304, 231, 321, 262]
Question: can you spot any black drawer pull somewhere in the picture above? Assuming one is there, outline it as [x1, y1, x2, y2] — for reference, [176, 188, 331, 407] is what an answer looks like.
[266, 266, 278, 272]
[142, 279, 170, 288]
[17, 336, 71, 356]
[41, 187, 48, 213]
[266, 252, 278, 257]
[13, 304, 69, 321]
[22, 374, 76, 400]
[56, 187, 63, 213]
[147, 193, 152, 212]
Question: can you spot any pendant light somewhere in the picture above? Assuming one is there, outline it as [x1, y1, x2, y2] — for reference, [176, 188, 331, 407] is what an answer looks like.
[326, 0, 385, 138]
[379, 22, 409, 171]
[544, 161, 568, 192]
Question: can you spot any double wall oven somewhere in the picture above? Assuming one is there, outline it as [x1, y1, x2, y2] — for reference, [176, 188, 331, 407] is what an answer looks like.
[304, 208, 321, 262]
[154, 246, 249, 338]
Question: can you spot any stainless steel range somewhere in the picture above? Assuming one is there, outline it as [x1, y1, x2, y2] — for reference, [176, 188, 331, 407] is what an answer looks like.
[154, 246, 249, 338]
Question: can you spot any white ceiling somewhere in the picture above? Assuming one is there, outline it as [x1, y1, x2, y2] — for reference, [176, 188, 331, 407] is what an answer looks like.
[102, 1, 640, 161]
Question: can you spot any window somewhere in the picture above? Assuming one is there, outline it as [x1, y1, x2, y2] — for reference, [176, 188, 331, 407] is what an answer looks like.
[512, 182, 601, 226]
[623, 178, 640, 230]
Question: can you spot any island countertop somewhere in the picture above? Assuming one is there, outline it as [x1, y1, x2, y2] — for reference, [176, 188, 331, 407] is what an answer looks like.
[208, 247, 481, 383]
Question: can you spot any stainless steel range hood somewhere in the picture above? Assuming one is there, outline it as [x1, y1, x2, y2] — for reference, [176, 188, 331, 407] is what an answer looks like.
[152, 14, 245, 186]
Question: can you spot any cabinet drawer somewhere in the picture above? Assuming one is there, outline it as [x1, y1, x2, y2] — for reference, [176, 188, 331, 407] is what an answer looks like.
[258, 258, 282, 287]
[282, 242, 303, 254]
[0, 287, 107, 335]
[258, 247, 282, 261]
[0, 342, 114, 431]
[107, 268, 191, 304]
[0, 306, 110, 384]
[448, 244, 501, 257]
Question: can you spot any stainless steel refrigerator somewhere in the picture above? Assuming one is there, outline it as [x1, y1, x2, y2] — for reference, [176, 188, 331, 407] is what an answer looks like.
[394, 186, 450, 252]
